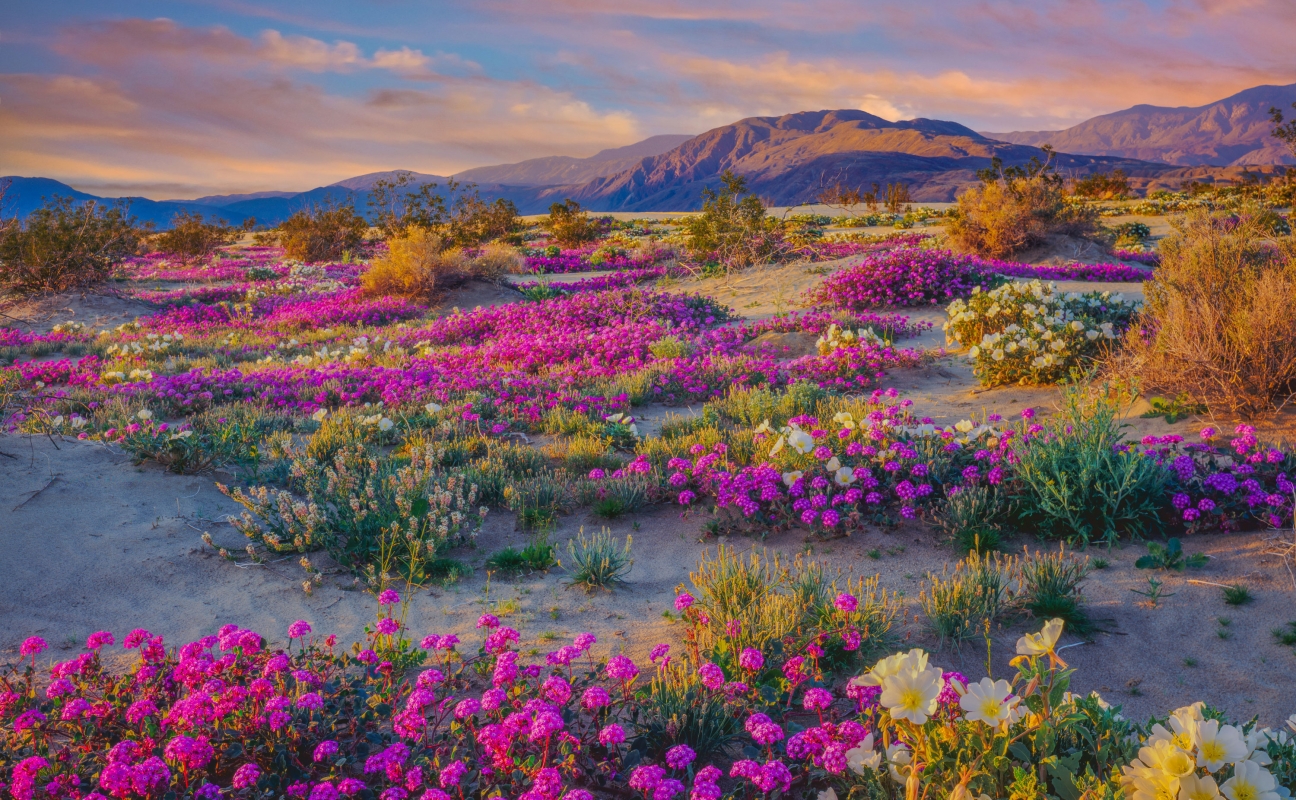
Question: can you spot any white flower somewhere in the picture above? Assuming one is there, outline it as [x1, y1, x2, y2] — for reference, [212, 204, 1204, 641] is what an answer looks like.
[834, 466, 856, 486]
[957, 677, 1018, 726]
[1287, 714, 1296, 735]
[311, 409, 328, 422]
[954, 419, 975, 433]
[853, 648, 930, 687]
[992, 349, 1005, 361]
[818, 790, 838, 800]
[137, 409, 153, 420]
[1221, 760, 1279, 800]
[1180, 774, 1222, 800]
[1016, 618, 1064, 656]
[968, 345, 981, 358]
[847, 733, 881, 774]
[885, 743, 912, 785]
[70, 415, 87, 429]
[1192, 719, 1249, 771]
[425, 402, 443, 413]
[51, 415, 64, 427]
[879, 665, 943, 724]
[824, 456, 842, 471]
[782, 470, 803, 487]
[377, 417, 394, 432]
[788, 429, 815, 454]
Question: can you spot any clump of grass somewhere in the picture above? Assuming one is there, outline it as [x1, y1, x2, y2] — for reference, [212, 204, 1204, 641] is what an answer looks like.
[423, 557, 472, 583]
[486, 537, 557, 576]
[545, 433, 618, 473]
[1223, 584, 1254, 606]
[504, 470, 574, 531]
[937, 485, 1004, 554]
[1272, 621, 1296, 648]
[919, 551, 1012, 645]
[565, 527, 634, 592]
[638, 662, 742, 762]
[591, 474, 654, 519]
[1016, 546, 1091, 634]
[649, 335, 694, 360]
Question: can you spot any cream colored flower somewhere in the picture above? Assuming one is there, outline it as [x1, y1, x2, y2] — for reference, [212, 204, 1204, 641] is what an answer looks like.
[853, 648, 929, 687]
[1193, 719, 1249, 772]
[1221, 761, 1279, 800]
[137, 409, 153, 420]
[846, 733, 881, 775]
[377, 418, 394, 432]
[1180, 774, 1222, 800]
[818, 790, 838, 800]
[788, 429, 815, 454]
[425, 402, 443, 413]
[880, 665, 943, 724]
[954, 420, 975, 433]
[834, 466, 856, 486]
[886, 743, 912, 785]
[957, 677, 1018, 726]
[311, 409, 328, 422]
[782, 470, 803, 487]
[825, 456, 842, 471]
[1016, 618, 1064, 656]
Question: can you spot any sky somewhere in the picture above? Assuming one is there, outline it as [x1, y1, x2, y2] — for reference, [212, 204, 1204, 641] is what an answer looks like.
[1, 0, 1293, 198]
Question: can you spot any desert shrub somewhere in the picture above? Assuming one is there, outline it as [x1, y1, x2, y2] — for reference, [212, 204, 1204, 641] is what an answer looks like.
[1128, 210, 1296, 416]
[279, 202, 368, 262]
[469, 241, 524, 279]
[937, 484, 1005, 554]
[683, 170, 784, 271]
[946, 280, 1139, 387]
[0, 198, 144, 294]
[543, 199, 601, 248]
[948, 154, 1100, 257]
[919, 551, 1012, 644]
[447, 192, 522, 247]
[1015, 546, 1091, 632]
[360, 228, 465, 301]
[153, 211, 243, 262]
[504, 470, 575, 530]
[630, 663, 743, 762]
[1011, 393, 1170, 545]
[545, 433, 617, 472]
[805, 247, 997, 310]
[1112, 220, 1151, 246]
[367, 171, 448, 238]
[589, 472, 655, 518]
[1071, 168, 1130, 200]
[219, 444, 485, 571]
[564, 526, 633, 591]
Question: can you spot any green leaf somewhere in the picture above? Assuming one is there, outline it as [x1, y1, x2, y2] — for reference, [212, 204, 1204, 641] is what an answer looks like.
[411, 497, 430, 517]
[1134, 555, 1158, 569]
[1009, 742, 1034, 763]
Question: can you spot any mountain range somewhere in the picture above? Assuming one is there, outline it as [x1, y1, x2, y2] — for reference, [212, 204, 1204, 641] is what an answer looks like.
[3, 82, 1292, 225]
[983, 83, 1296, 166]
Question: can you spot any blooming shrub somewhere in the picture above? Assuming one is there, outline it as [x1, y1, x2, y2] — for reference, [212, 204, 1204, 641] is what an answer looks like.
[2, 618, 1291, 800]
[806, 248, 998, 310]
[945, 280, 1140, 386]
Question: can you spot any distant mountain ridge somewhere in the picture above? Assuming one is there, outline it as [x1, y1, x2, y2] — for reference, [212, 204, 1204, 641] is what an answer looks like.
[454, 134, 694, 187]
[982, 83, 1296, 166]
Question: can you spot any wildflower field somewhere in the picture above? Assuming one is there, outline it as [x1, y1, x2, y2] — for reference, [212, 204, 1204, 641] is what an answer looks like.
[3, 207, 1296, 800]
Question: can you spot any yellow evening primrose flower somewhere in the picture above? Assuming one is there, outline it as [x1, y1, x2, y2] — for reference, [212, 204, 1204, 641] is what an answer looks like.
[1193, 720, 1250, 772]
[853, 649, 930, 687]
[1221, 761, 1280, 800]
[880, 665, 943, 724]
[311, 409, 328, 422]
[958, 677, 1018, 726]
[1016, 618, 1064, 656]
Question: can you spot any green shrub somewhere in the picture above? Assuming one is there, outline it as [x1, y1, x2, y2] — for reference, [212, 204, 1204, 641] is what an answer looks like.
[683, 170, 784, 271]
[542, 199, 600, 248]
[591, 473, 654, 518]
[486, 536, 557, 575]
[154, 211, 244, 262]
[504, 470, 574, 530]
[0, 197, 144, 294]
[564, 527, 633, 591]
[630, 664, 742, 761]
[279, 202, 368, 263]
[1011, 392, 1170, 545]
[937, 484, 1005, 554]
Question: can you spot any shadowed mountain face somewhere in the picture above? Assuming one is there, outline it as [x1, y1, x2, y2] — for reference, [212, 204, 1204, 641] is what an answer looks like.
[452, 134, 695, 187]
[983, 83, 1296, 167]
[556, 109, 1170, 209]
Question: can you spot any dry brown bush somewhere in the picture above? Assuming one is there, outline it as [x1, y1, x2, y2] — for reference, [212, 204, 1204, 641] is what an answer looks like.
[469, 242, 524, 280]
[360, 228, 465, 301]
[1127, 210, 1296, 417]
[948, 176, 1099, 258]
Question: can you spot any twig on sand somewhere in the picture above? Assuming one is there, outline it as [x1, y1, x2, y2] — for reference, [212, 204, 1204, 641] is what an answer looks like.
[1262, 532, 1296, 591]
[12, 474, 60, 511]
